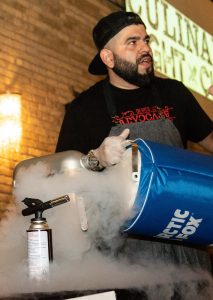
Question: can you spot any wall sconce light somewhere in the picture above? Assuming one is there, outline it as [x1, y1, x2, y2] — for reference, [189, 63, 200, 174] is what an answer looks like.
[0, 92, 22, 151]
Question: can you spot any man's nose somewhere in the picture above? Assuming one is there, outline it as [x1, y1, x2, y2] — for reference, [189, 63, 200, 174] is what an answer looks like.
[138, 40, 151, 53]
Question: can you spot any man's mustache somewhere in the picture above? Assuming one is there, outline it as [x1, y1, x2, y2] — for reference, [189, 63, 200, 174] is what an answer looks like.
[137, 54, 153, 65]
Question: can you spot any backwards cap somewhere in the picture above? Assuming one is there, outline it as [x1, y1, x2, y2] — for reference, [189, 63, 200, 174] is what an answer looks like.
[88, 11, 145, 75]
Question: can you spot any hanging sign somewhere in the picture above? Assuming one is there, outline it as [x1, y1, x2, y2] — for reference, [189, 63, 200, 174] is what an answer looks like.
[125, 0, 213, 101]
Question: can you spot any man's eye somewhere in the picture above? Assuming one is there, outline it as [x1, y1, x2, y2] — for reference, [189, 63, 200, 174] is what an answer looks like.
[129, 40, 137, 45]
[144, 37, 150, 44]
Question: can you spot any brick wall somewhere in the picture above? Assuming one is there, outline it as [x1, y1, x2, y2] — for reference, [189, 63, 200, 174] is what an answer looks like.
[0, 0, 122, 217]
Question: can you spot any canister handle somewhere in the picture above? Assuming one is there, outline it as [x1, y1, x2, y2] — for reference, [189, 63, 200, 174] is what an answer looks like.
[131, 142, 139, 182]
[126, 140, 139, 182]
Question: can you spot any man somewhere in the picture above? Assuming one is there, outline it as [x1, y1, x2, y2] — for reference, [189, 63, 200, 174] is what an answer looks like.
[56, 11, 213, 298]
[56, 11, 213, 165]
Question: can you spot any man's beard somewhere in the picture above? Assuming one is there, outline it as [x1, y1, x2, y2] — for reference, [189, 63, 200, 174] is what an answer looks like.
[112, 53, 154, 87]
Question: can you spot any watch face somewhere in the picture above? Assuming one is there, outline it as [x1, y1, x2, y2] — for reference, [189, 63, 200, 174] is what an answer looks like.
[88, 153, 99, 168]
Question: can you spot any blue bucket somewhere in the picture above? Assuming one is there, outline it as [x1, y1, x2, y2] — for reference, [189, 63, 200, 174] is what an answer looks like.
[123, 139, 213, 246]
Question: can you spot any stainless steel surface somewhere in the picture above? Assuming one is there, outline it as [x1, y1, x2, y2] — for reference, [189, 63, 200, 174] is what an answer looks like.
[13, 150, 84, 187]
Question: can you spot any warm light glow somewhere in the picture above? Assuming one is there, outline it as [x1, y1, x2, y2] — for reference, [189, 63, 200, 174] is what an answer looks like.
[0, 93, 22, 151]
[0, 94, 21, 116]
[0, 121, 22, 145]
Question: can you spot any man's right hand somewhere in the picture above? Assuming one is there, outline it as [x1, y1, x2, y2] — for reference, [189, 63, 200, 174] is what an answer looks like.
[93, 128, 130, 167]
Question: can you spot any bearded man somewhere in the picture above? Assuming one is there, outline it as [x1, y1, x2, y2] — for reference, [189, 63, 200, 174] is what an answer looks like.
[56, 11, 213, 299]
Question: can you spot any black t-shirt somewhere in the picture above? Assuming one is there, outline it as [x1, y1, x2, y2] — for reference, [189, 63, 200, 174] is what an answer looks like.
[56, 77, 213, 153]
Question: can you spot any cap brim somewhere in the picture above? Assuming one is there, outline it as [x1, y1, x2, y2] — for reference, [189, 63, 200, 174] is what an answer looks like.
[88, 52, 107, 75]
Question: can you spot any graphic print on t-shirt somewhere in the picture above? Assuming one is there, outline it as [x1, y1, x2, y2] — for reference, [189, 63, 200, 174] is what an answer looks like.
[112, 105, 175, 125]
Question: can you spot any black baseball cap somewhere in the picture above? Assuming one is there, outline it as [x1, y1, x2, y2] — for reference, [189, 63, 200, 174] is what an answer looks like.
[88, 11, 146, 75]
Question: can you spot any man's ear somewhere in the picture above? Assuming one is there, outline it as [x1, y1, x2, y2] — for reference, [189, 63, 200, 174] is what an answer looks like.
[100, 48, 114, 69]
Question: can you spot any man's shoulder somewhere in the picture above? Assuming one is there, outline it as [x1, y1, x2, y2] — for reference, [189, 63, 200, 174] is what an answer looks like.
[78, 80, 104, 99]
[66, 80, 104, 110]
[154, 76, 183, 88]
[153, 76, 191, 99]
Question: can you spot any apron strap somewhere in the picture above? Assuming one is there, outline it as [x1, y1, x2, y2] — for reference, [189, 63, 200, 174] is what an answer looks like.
[102, 79, 117, 118]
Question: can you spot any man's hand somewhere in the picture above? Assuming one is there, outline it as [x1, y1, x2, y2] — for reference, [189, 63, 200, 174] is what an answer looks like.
[93, 128, 130, 167]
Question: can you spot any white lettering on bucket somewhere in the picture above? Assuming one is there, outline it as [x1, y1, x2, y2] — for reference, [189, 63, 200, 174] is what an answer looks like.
[155, 209, 203, 241]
